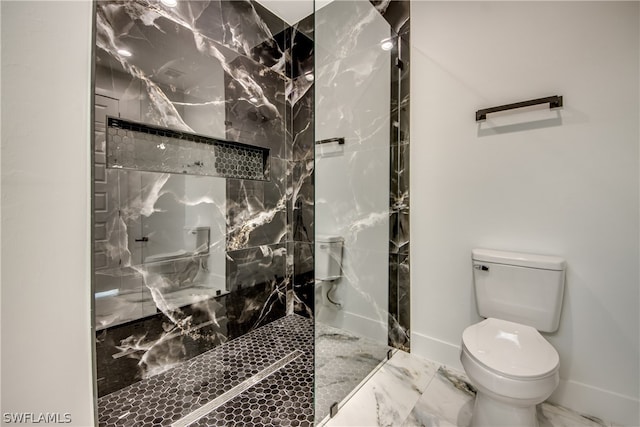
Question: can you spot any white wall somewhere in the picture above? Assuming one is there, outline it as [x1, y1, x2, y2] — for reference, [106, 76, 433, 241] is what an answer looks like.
[411, 2, 639, 425]
[1, 1, 95, 425]
[314, 0, 390, 342]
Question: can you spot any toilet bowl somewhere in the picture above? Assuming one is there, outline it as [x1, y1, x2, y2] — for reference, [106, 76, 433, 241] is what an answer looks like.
[461, 249, 566, 427]
[461, 318, 559, 427]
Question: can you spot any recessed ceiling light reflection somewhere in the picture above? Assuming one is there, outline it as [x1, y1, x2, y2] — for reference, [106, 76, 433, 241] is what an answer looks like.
[161, 0, 178, 7]
[380, 39, 394, 51]
[304, 71, 314, 82]
[117, 48, 133, 57]
[249, 97, 258, 103]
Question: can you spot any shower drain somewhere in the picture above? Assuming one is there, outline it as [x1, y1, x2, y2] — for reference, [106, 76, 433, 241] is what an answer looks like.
[171, 350, 304, 427]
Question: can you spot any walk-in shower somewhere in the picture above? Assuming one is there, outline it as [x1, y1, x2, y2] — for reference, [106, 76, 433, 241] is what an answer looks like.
[90, 0, 409, 424]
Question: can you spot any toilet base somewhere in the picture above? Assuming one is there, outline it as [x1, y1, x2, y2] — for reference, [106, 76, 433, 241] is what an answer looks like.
[471, 391, 538, 427]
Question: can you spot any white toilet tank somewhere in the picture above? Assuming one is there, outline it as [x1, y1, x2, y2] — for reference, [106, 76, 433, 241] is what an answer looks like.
[472, 248, 566, 333]
[316, 235, 344, 281]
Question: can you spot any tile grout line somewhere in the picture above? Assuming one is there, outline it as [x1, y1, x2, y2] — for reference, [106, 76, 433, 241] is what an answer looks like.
[171, 349, 304, 427]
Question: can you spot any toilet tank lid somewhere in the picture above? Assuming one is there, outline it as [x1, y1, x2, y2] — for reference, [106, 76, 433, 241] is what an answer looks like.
[472, 248, 565, 271]
[317, 235, 344, 243]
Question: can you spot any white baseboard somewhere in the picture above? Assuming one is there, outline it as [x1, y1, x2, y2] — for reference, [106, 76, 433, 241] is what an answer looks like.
[550, 379, 639, 427]
[411, 330, 463, 371]
[411, 331, 639, 426]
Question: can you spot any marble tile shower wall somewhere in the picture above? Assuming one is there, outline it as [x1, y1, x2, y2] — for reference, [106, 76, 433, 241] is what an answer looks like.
[288, 17, 315, 319]
[378, 0, 411, 352]
[94, 0, 313, 397]
[222, 6, 315, 318]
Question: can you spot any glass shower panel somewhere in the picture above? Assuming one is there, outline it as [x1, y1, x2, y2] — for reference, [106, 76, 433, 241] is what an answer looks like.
[93, 0, 230, 396]
[314, 0, 395, 422]
[93, 1, 317, 423]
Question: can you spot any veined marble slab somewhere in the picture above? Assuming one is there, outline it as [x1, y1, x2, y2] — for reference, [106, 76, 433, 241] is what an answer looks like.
[315, 323, 390, 422]
[324, 350, 437, 427]
[329, 350, 616, 427]
[401, 365, 474, 427]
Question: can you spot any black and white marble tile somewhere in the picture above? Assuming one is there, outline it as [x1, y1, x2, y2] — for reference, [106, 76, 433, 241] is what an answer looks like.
[388, 253, 410, 351]
[223, 54, 288, 158]
[98, 314, 313, 426]
[94, 3, 414, 423]
[95, 297, 229, 398]
[93, 0, 311, 400]
[292, 242, 315, 318]
[322, 350, 436, 427]
[290, 76, 315, 161]
[94, 167, 228, 330]
[290, 159, 314, 242]
[225, 243, 286, 291]
[396, 254, 410, 333]
[388, 22, 411, 350]
[315, 322, 392, 424]
[226, 158, 288, 250]
[326, 351, 616, 427]
[288, 15, 315, 322]
[315, 0, 393, 66]
[371, 0, 410, 36]
[294, 12, 314, 43]
[220, 0, 287, 74]
[313, 1, 411, 389]
[289, 23, 314, 81]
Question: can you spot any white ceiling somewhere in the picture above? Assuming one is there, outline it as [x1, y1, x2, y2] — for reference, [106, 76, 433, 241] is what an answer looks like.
[255, 0, 314, 26]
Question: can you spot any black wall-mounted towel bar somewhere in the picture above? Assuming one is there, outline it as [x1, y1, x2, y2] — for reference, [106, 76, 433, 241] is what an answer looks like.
[316, 137, 345, 145]
[476, 95, 563, 121]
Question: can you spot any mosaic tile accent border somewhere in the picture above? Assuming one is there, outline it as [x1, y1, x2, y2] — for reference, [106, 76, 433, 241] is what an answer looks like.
[107, 117, 269, 181]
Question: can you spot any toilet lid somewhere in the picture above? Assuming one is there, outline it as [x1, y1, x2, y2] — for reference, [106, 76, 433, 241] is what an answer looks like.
[462, 318, 559, 378]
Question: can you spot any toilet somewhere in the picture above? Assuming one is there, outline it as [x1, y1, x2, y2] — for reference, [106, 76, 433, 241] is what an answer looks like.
[461, 248, 566, 427]
[315, 235, 344, 307]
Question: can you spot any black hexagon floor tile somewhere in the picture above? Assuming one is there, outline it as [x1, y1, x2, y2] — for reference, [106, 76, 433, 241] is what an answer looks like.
[98, 315, 313, 427]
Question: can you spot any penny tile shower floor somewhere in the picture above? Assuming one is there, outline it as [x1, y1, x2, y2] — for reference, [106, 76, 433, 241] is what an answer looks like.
[97, 314, 314, 427]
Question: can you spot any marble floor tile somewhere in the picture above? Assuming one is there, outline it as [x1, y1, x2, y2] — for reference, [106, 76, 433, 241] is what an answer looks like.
[401, 365, 475, 427]
[315, 322, 390, 422]
[538, 401, 609, 427]
[324, 350, 438, 427]
[333, 351, 615, 427]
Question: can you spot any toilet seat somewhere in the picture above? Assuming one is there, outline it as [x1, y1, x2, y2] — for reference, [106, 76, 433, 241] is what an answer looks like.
[462, 318, 559, 379]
